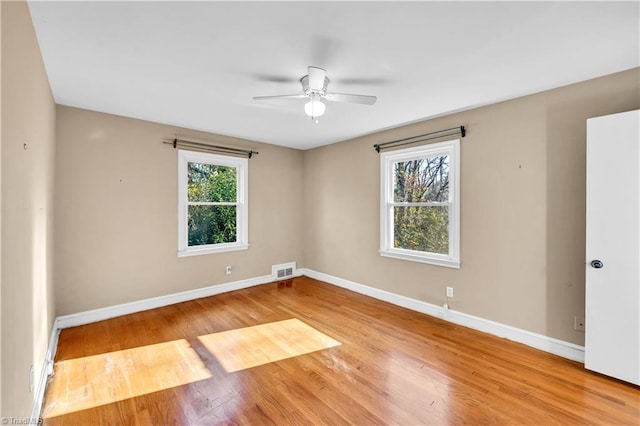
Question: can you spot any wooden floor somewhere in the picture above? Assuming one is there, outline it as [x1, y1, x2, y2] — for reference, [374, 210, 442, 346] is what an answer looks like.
[42, 277, 639, 425]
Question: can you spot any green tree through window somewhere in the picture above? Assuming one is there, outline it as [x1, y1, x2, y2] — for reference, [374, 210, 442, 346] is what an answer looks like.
[393, 156, 449, 254]
[380, 139, 460, 268]
[178, 150, 248, 256]
[187, 163, 238, 246]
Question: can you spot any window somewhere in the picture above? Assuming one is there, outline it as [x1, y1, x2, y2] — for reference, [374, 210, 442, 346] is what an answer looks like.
[380, 139, 460, 268]
[178, 150, 248, 257]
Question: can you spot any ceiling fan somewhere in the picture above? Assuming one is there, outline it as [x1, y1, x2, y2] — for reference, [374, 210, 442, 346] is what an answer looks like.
[253, 66, 377, 121]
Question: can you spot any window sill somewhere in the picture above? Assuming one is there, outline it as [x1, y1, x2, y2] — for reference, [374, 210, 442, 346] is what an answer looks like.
[380, 250, 460, 269]
[178, 244, 249, 257]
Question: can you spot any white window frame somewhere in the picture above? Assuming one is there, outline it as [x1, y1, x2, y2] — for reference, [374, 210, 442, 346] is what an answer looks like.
[380, 139, 460, 268]
[178, 150, 248, 257]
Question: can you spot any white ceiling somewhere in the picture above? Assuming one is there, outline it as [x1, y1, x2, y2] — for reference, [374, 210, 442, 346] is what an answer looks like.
[28, 1, 639, 150]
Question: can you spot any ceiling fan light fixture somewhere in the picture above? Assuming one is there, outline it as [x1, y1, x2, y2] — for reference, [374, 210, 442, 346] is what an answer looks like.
[253, 65, 377, 121]
[304, 98, 325, 119]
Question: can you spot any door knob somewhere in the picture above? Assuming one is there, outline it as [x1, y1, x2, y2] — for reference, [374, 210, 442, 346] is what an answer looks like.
[590, 260, 604, 269]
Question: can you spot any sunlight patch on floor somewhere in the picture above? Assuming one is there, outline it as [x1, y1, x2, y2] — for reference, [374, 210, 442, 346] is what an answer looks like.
[198, 318, 341, 373]
[42, 339, 212, 418]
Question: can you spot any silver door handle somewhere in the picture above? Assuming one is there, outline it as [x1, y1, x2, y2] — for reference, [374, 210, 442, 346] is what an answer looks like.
[590, 260, 604, 269]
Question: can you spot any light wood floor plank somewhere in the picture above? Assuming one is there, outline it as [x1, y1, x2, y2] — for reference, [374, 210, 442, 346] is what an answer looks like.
[42, 277, 640, 425]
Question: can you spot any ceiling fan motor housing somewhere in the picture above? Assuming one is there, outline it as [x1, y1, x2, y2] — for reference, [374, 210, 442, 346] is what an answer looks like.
[300, 75, 330, 96]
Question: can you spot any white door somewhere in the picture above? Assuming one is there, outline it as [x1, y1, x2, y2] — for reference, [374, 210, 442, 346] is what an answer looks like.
[585, 109, 640, 385]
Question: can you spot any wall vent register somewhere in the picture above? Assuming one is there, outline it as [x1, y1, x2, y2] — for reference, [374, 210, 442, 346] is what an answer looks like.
[272, 262, 296, 281]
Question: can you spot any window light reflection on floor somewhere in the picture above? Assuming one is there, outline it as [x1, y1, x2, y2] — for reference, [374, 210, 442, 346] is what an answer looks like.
[42, 339, 212, 419]
[198, 318, 341, 373]
[42, 318, 341, 419]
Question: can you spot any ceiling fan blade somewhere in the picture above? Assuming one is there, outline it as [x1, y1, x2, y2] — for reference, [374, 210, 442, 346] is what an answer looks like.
[333, 77, 391, 86]
[253, 94, 307, 101]
[308, 66, 327, 92]
[324, 92, 377, 105]
[251, 73, 298, 84]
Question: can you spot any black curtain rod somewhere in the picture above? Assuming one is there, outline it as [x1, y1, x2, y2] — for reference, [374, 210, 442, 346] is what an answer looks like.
[373, 126, 465, 153]
[163, 138, 259, 158]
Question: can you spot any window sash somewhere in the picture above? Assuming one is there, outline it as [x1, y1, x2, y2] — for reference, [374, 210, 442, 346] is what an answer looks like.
[388, 201, 450, 207]
[392, 156, 450, 204]
[380, 139, 460, 268]
[178, 150, 248, 257]
[187, 201, 238, 206]
[186, 162, 238, 203]
[390, 204, 451, 254]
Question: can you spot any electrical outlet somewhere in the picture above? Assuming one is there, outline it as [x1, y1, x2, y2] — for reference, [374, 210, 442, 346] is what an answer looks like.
[574, 316, 585, 332]
[225, 266, 232, 275]
[446, 286, 454, 298]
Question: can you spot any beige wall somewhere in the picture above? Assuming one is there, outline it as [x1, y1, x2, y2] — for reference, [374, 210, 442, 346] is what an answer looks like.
[54, 106, 304, 315]
[303, 68, 640, 346]
[1, 0, 57, 417]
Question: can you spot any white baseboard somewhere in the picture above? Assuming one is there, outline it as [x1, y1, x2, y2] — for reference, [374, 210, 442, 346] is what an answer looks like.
[56, 274, 278, 329]
[31, 319, 60, 423]
[299, 268, 585, 363]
